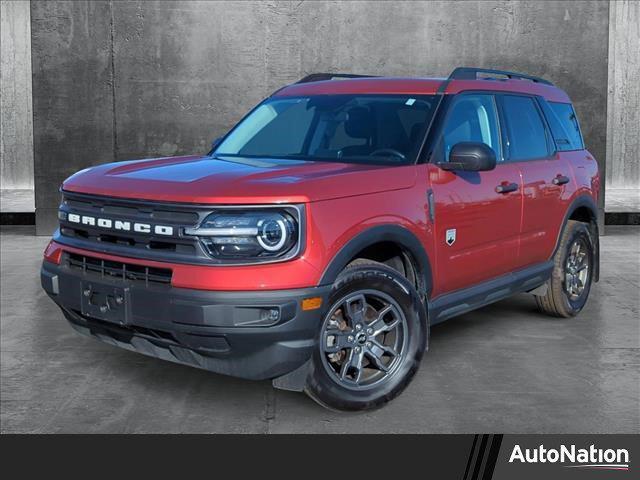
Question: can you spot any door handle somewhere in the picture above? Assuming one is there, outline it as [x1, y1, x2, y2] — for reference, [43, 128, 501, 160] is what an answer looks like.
[552, 175, 570, 186]
[495, 182, 518, 194]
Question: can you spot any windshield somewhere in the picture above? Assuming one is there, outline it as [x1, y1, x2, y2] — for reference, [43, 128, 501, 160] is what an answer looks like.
[214, 94, 439, 165]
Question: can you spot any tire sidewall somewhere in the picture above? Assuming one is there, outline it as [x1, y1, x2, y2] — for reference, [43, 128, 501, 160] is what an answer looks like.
[306, 265, 427, 411]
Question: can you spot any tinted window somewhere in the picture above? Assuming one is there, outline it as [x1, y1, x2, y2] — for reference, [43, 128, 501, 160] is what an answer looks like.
[539, 100, 573, 151]
[502, 95, 549, 161]
[230, 99, 314, 156]
[216, 95, 438, 165]
[440, 94, 501, 162]
[550, 102, 584, 150]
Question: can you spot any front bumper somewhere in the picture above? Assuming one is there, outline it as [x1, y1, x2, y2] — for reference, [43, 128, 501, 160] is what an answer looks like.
[41, 260, 330, 381]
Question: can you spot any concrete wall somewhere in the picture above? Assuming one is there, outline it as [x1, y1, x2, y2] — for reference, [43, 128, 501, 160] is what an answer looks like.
[606, 0, 640, 190]
[31, 0, 610, 233]
[1, 0, 34, 190]
[30, 1, 113, 230]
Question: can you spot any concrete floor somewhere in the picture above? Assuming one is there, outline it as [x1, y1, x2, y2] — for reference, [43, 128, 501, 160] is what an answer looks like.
[1, 226, 638, 433]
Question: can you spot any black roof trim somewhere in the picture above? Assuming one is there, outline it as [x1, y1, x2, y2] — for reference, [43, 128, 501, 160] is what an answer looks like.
[448, 67, 553, 86]
[296, 73, 378, 84]
[293, 68, 552, 94]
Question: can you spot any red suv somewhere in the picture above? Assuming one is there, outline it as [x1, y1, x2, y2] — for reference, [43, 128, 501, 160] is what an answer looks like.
[41, 68, 600, 410]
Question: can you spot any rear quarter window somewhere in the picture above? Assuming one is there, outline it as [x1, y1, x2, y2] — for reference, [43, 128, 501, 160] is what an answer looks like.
[548, 102, 584, 151]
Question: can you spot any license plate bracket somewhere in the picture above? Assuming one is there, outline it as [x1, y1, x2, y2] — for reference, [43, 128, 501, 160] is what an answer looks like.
[80, 281, 130, 325]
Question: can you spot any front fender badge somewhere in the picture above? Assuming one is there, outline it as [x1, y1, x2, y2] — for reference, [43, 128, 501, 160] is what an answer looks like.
[446, 228, 456, 246]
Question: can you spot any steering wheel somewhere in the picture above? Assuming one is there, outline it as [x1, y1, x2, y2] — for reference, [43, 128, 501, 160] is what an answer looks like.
[369, 148, 406, 161]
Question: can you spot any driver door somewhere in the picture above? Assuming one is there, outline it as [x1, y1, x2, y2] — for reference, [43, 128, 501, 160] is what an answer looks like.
[428, 93, 523, 295]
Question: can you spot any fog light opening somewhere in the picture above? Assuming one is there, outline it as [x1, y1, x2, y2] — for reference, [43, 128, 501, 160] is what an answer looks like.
[260, 308, 281, 324]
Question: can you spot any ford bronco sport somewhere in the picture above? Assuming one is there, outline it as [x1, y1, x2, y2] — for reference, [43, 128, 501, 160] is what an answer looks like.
[41, 67, 600, 411]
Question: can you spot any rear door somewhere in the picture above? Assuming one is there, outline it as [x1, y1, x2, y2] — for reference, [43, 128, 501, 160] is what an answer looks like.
[497, 94, 574, 268]
[429, 93, 523, 295]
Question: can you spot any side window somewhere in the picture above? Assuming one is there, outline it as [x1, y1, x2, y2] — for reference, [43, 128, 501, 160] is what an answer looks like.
[549, 102, 584, 150]
[440, 94, 501, 162]
[539, 99, 573, 151]
[501, 95, 550, 161]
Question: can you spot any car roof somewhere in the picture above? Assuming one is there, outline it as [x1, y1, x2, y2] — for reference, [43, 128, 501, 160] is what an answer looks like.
[274, 76, 571, 103]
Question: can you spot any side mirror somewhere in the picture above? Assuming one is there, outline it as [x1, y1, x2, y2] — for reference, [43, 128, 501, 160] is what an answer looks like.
[439, 142, 497, 172]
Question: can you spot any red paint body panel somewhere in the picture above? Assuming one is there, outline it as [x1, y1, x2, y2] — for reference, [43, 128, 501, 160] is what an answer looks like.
[426, 163, 523, 296]
[569, 150, 601, 204]
[308, 167, 434, 283]
[518, 154, 575, 268]
[43, 240, 62, 265]
[63, 156, 415, 204]
[44, 240, 322, 291]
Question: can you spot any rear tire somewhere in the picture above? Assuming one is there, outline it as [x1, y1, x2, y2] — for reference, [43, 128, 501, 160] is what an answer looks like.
[304, 261, 427, 411]
[535, 220, 595, 318]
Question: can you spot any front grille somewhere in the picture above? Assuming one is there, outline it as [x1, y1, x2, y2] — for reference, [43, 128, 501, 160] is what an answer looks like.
[60, 226, 191, 253]
[67, 253, 172, 285]
[57, 191, 214, 264]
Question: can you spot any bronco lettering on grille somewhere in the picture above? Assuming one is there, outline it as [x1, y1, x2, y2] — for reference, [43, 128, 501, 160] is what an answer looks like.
[66, 213, 174, 236]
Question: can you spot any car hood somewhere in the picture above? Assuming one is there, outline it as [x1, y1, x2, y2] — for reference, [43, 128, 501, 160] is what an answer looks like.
[62, 155, 417, 204]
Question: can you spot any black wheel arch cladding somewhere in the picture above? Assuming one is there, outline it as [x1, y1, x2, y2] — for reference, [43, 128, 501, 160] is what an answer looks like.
[554, 195, 600, 282]
[319, 224, 433, 298]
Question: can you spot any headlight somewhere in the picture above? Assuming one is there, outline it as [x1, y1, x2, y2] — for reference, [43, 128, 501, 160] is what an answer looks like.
[184, 207, 301, 263]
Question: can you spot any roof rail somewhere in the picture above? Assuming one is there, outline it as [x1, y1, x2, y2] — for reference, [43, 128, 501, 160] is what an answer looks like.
[448, 67, 553, 86]
[296, 73, 377, 84]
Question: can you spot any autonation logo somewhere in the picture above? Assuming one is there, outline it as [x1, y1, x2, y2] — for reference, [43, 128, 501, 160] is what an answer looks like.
[509, 444, 630, 471]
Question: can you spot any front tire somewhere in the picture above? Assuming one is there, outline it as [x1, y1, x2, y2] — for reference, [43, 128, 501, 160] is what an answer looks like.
[536, 220, 595, 317]
[305, 261, 427, 411]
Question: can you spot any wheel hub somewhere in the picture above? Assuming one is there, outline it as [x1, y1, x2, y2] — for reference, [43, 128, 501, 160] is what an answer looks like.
[321, 290, 408, 390]
[564, 238, 590, 301]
